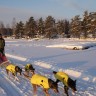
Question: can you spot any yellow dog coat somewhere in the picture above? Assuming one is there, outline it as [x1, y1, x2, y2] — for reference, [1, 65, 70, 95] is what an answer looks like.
[31, 74, 49, 89]
[54, 72, 69, 87]
[6, 64, 16, 75]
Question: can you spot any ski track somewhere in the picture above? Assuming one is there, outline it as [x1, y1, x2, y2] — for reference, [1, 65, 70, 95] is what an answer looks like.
[0, 71, 24, 96]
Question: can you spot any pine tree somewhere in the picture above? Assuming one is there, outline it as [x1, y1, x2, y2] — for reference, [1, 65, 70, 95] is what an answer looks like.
[45, 16, 56, 39]
[82, 11, 90, 38]
[6, 24, 12, 36]
[56, 19, 69, 38]
[70, 15, 81, 38]
[15, 21, 24, 38]
[56, 20, 65, 37]
[25, 17, 37, 38]
[37, 17, 45, 37]
[89, 12, 96, 38]
[0, 21, 6, 35]
[11, 18, 17, 36]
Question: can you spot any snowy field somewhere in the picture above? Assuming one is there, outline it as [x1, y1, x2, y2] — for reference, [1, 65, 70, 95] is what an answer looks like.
[0, 38, 96, 96]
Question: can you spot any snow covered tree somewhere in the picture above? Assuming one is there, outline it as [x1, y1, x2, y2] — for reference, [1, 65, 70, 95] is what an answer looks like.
[11, 18, 17, 36]
[64, 20, 70, 37]
[44, 16, 57, 39]
[82, 11, 90, 38]
[56, 20, 65, 37]
[89, 12, 96, 38]
[70, 15, 82, 38]
[0, 21, 6, 35]
[56, 19, 70, 38]
[25, 17, 37, 38]
[6, 24, 12, 36]
[15, 21, 24, 38]
[37, 17, 45, 37]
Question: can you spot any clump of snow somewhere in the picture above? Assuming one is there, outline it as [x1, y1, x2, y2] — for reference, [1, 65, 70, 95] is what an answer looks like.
[34, 61, 52, 69]
[0, 87, 7, 96]
[93, 77, 96, 82]
[64, 69, 81, 78]
[82, 77, 89, 81]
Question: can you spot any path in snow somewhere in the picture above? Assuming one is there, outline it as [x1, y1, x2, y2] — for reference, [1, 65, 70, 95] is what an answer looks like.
[0, 70, 24, 96]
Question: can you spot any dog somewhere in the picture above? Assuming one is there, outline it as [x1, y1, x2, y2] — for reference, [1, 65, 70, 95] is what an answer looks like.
[23, 72, 59, 96]
[24, 63, 35, 76]
[6, 64, 22, 80]
[53, 71, 77, 96]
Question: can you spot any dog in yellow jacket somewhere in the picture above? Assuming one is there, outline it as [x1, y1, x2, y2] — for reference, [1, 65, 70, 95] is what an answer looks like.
[24, 63, 35, 76]
[53, 71, 77, 96]
[6, 64, 22, 80]
[23, 72, 59, 96]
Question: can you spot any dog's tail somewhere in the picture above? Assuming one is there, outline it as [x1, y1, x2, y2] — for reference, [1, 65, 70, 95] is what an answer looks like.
[23, 73, 31, 80]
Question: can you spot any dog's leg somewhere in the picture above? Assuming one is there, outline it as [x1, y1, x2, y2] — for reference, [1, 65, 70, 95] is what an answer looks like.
[14, 75, 19, 81]
[32, 84, 37, 95]
[64, 86, 69, 96]
[6, 69, 10, 79]
[6, 69, 8, 75]
[10, 72, 19, 81]
[26, 71, 29, 76]
[43, 89, 50, 96]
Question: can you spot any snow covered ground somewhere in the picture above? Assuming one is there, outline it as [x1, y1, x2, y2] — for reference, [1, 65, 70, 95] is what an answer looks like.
[0, 38, 96, 96]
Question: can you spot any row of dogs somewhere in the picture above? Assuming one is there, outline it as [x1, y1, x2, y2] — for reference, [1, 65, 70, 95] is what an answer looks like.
[5, 63, 77, 96]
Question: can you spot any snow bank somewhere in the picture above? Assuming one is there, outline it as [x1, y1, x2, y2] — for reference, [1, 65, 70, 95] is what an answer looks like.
[46, 42, 96, 50]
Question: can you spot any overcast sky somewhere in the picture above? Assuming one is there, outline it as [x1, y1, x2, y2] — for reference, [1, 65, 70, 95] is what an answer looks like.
[0, 0, 96, 25]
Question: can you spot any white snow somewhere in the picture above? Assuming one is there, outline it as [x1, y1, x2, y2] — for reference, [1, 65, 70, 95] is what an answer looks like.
[6, 54, 27, 61]
[34, 61, 52, 69]
[46, 42, 96, 50]
[0, 38, 96, 96]
[64, 69, 81, 78]
[0, 87, 7, 96]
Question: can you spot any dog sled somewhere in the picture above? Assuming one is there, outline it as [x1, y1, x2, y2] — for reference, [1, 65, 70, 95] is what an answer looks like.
[0, 52, 10, 68]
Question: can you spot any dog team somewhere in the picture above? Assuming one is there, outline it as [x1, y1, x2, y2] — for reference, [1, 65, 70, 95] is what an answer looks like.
[5, 63, 77, 96]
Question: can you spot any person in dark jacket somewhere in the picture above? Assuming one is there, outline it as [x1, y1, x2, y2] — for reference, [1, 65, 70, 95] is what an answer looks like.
[0, 33, 5, 55]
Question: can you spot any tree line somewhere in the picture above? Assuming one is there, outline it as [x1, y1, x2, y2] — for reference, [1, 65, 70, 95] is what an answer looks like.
[0, 11, 96, 39]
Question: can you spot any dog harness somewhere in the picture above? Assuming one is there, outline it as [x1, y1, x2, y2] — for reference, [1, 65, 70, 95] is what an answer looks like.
[6, 64, 16, 75]
[54, 72, 69, 87]
[30, 74, 49, 89]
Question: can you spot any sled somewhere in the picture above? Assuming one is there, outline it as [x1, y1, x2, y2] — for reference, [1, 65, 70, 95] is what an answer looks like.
[0, 52, 10, 68]
[0, 60, 10, 68]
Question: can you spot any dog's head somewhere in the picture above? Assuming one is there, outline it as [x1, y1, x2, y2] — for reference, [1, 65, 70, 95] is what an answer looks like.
[15, 66, 22, 75]
[29, 65, 35, 72]
[53, 71, 57, 74]
[68, 78, 77, 92]
[48, 79, 59, 93]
